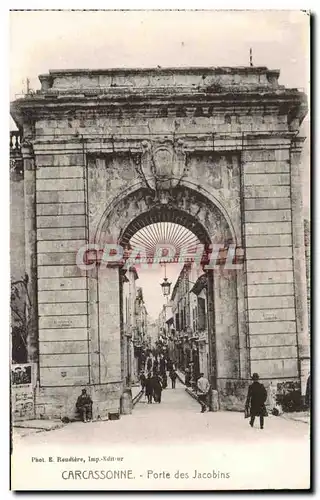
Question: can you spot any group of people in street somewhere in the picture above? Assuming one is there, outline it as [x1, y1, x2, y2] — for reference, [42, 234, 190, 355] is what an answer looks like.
[140, 350, 211, 412]
[140, 353, 178, 404]
[76, 350, 306, 428]
[195, 370, 272, 426]
[142, 372, 163, 404]
[195, 371, 270, 425]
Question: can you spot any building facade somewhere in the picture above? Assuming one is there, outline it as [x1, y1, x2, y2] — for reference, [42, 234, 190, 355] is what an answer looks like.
[133, 287, 149, 378]
[169, 263, 209, 379]
[147, 320, 159, 351]
[10, 66, 309, 417]
[121, 267, 138, 386]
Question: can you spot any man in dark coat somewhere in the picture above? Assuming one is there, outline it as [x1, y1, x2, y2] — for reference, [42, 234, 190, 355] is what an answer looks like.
[161, 372, 168, 389]
[185, 368, 191, 387]
[145, 372, 153, 404]
[152, 372, 163, 403]
[167, 358, 173, 372]
[245, 373, 267, 429]
[76, 389, 93, 422]
[153, 356, 159, 373]
[169, 368, 178, 389]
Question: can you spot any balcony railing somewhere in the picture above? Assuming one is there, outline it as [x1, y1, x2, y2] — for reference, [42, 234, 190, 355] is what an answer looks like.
[10, 131, 22, 153]
[10, 131, 23, 177]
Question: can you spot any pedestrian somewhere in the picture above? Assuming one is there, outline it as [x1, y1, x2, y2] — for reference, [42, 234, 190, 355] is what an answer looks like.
[167, 358, 173, 372]
[185, 368, 191, 387]
[197, 373, 210, 413]
[146, 353, 153, 374]
[161, 371, 168, 389]
[153, 356, 159, 373]
[145, 372, 153, 404]
[159, 354, 166, 375]
[76, 388, 93, 422]
[153, 372, 163, 403]
[140, 371, 146, 391]
[245, 373, 268, 429]
[169, 368, 178, 389]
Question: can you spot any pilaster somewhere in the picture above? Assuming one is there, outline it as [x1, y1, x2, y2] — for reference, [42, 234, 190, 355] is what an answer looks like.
[22, 142, 38, 366]
[242, 143, 299, 382]
[290, 138, 310, 395]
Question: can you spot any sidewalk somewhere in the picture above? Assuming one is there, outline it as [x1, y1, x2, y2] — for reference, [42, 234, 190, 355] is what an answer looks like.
[176, 369, 185, 384]
[280, 411, 310, 424]
[177, 370, 310, 423]
[13, 419, 65, 431]
[13, 418, 66, 438]
[176, 369, 201, 403]
[14, 386, 144, 436]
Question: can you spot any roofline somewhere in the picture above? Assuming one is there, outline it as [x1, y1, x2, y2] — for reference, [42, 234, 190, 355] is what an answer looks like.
[40, 66, 279, 78]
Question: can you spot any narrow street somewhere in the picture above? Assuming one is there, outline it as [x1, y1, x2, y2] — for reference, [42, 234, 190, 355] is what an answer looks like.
[14, 380, 309, 446]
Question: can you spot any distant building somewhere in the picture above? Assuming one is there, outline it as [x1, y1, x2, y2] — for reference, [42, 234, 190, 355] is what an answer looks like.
[169, 263, 209, 379]
[157, 303, 173, 354]
[122, 270, 149, 383]
[121, 267, 139, 385]
[134, 287, 149, 376]
[147, 321, 159, 351]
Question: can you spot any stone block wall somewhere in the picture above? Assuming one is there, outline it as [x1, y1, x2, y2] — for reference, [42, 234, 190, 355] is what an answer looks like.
[33, 146, 124, 418]
[242, 147, 299, 382]
[35, 151, 90, 391]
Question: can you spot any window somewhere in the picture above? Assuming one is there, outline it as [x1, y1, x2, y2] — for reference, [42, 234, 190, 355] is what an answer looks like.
[193, 306, 197, 331]
[197, 297, 206, 331]
[175, 313, 180, 332]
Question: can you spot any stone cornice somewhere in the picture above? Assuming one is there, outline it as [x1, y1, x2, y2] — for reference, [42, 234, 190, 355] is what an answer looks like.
[290, 136, 306, 155]
[38, 66, 283, 93]
[11, 88, 307, 127]
[12, 89, 306, 107]
[42, 65, 279, 76]
[31, 131, 300, 155]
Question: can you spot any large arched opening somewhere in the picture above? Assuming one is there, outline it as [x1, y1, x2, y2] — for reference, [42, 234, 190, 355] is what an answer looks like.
[89, 184, 248, 410]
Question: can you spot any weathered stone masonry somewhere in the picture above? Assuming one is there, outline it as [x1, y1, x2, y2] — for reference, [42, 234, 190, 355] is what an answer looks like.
[10, 66, 309, 417]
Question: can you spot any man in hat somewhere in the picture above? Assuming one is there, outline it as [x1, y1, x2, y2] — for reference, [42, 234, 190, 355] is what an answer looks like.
[76, 389, 93, 422]
[145, 372, 154, 404]
[245, 373, 267, 429]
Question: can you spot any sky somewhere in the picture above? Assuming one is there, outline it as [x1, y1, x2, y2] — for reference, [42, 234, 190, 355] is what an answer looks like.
[9, 10, 310, 320]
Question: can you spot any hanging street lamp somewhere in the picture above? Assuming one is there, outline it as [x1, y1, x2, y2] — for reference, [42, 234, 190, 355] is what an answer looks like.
[160, 277, 172, 297]
[160, 263, 171, 298]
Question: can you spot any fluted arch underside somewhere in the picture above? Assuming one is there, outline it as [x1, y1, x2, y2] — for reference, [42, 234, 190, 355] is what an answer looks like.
[96, 185, 234, 248]
[129, 222, 201, 259]
[122, 207, 209, 247]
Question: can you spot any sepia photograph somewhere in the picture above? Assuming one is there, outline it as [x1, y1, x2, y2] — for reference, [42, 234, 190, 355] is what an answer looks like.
[9, 8, 311, 491]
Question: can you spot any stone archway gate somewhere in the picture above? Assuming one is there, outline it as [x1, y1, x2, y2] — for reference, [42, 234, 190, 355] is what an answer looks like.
[11, 66, 309, 419]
